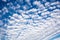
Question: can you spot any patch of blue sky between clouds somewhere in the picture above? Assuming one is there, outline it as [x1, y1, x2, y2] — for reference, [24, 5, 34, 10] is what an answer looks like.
[49, 33, 60, 40]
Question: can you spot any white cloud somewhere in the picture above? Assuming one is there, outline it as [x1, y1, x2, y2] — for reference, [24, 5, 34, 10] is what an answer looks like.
[49, 6, 56, 10]
[41, 11, 50, 16]
[57, 5, 60, 8]
[45, 2, 50, 7]
[6, 1, 60, 40]
[2, 0, 7, 2]
[13, 14, 18, 17]
[33, 1, 40, 6]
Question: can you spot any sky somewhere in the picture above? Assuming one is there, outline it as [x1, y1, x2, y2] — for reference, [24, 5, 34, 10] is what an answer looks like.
[0, 0, 60, 40]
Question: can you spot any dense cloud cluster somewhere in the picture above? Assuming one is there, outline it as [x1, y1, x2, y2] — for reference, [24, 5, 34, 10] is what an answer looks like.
[0, 0, 60, 40]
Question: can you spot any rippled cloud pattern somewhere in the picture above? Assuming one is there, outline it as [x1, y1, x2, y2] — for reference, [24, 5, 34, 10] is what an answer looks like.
[0, 0, 60, 40]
